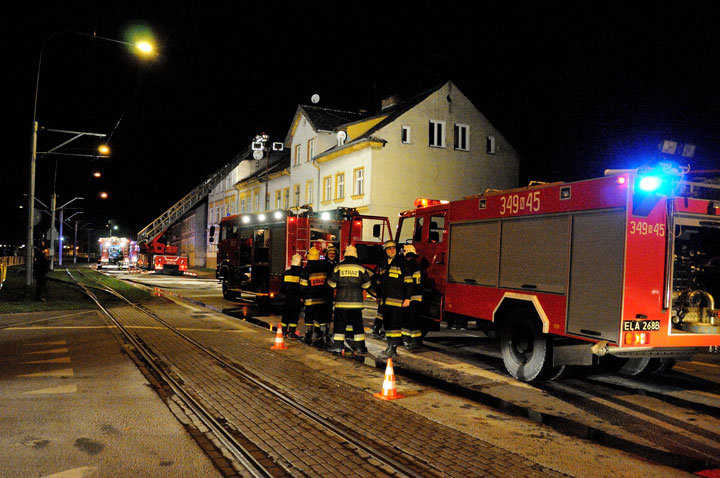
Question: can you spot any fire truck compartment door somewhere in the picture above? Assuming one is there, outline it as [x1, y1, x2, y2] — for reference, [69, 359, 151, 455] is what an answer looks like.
[566, 209, 626, 343]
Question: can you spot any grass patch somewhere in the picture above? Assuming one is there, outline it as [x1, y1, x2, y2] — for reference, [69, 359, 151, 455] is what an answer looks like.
[0, 266, 95, 314]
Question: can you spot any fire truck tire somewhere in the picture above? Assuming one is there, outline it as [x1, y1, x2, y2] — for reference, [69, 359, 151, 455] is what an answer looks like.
[500, 314, 563, 382]
[222, 279, 236, 301]
[647, 358, 676, 375]
[617, 357, 652, 376]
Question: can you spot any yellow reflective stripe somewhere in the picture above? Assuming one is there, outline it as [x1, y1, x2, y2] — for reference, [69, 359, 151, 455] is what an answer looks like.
[334, 302, 364, 308]
[385, 298, 403, 307]
[354, 334, 366, 341]
[385, 332, 402, 338]
[284, 275, 300, 283]
[345, 325, 354, 332]
[410, 295, 423, 302]
[299, 279, 309, 286]
[361, 281, 372, 289]
[413, 271, 421, 281]
[327, 279, 337, 287]
[404, 277, 413, 283]
[304, 298, 327, 306]
[333, 334, 345, 341]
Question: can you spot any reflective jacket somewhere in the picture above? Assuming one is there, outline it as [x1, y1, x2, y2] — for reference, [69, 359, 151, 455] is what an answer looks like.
[300, 260, 332, 306]
[327, 256, 373, 309]
[281, 265, 303, 299]
[376, 255, 410, 307]
[404, 256, 423, 302]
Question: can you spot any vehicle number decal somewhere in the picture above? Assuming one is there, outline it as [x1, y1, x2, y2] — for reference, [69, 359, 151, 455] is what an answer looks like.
[622, 320, 661, 332]
[500, 191, 541, 215]
[629, 220, 665, 237]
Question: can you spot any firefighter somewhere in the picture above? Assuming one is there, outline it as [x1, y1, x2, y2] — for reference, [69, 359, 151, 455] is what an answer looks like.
[327, 244, 373, 355]
[402, 244, 424, 351]
[325, 244, 338, 265]
[376, 240, 410, 360]
[281, 253, 304, 339]
[34, 246, 50, 302]
[300, 246, 332, 346]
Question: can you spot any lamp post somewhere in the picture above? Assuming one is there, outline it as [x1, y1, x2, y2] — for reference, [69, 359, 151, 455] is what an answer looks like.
[53, 197, 83, 268]
[25, 31, 155, 286]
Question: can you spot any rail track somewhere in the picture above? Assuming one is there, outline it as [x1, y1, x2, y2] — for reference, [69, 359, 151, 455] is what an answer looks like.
[65, 269, 493, 477]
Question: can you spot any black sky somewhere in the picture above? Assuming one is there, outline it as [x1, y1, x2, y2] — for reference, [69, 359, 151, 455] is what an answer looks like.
[3, 2, 720, 244]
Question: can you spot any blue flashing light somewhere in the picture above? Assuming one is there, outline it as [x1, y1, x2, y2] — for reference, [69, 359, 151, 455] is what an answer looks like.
[638, 176, 662, 192]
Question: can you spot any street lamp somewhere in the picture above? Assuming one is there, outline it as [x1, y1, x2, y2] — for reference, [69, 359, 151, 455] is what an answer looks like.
[25, 31, 155, 285]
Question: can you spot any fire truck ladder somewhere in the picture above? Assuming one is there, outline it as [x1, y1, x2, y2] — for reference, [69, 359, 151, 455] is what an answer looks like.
[137, 153, 246, 244]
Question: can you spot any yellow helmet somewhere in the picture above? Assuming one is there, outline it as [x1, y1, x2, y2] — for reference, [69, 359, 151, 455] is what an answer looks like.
[308, 247, 320, 261]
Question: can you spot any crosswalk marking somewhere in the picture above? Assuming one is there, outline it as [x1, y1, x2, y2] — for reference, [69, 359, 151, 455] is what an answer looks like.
[25, 348, 69, 355]
[21, 357, 72, 364]
[19, 368, 74, 378]
[23, 384, 78, 395]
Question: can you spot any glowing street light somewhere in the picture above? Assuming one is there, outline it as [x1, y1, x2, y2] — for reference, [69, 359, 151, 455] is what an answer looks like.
[99, 192, 109, 199]
[93, 171, 102, 178]
[98, 144, 110, 155]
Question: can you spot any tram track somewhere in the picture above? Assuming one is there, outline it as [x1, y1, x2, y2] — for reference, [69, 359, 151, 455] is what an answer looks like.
[65, 268, 451, 478]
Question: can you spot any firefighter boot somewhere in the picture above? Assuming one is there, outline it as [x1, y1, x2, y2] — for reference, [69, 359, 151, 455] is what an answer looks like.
[406, 335, 423, 352]
[303, 325, 314, 345]
[354, 341, 369, 355]
[377, 339, 398, 360]
[372, 322, 385, 339]
[327, 340, 344, 355]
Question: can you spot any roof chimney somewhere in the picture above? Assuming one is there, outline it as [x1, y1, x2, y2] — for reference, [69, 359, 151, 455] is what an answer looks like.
[381, 94, 401, 111]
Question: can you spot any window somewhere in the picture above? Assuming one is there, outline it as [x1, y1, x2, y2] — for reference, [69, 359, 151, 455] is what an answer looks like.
[454, 124, 469, 151]
[429, 120, 445, 147]
[294, 144, 301, 166]
[323, 176, 332, 202]
[265, 191, 270, 210]
[306, 180, 313, 205]
[413, 216, 425, 243]
[294, 184, 301, 206]
[307, 139, 314, 163]
[240, 198, 246, 214]
[275, 190, 281, 209]
[336, 172, 345, 199]
[283, 188, 290, 209]
[254, 192, 260, 212]
[487, 136, 496, 154]
[401, 125, 411, 144]
[429, 215, 446, 243]
[353, 167, 364, 196]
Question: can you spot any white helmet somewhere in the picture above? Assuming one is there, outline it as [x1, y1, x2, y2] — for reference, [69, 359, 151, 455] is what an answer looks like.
[345, 244, 358, 258]
[291, 253, 302, 266]
[403, 244, 417, 257]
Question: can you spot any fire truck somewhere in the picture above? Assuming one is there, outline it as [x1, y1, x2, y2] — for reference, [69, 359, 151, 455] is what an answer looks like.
[215, 207, 392, 304]
[136, 229, 188, 275]
[396, 166, 720, 381]
[97, 237, 136, 269]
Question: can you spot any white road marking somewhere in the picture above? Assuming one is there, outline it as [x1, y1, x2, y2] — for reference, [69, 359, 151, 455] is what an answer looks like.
[27, 340, 67, 346]
[22, 357, 72, 364]
[25, 348, 70, 354]
[19, 368, 74, 377]
[24, 384, 78, 395]
[41, 466, 98, 478]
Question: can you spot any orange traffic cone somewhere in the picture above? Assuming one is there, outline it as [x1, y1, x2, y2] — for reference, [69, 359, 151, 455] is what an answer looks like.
[271, 323, 288, 350]
[373, 357, 404, 400]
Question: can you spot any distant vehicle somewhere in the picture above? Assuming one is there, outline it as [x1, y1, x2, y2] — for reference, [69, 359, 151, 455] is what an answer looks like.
[98, 237, 136, 269]
[395, 166, 720, 381]
[215, 207, 391, 305]
[135, 229, 187, 275]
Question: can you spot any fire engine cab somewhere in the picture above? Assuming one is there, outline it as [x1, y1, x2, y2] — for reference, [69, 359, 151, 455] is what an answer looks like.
[396, 167, 720, 381]
[215, 207, 392, 305]
[97, 237, 136, 269]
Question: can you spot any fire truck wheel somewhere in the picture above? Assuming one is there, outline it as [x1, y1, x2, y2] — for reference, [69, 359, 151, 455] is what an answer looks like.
[616, 357, 652, 376]
[222, 279, 236, 301]
[500, 314, 563, 382]
[646, 358, 676, 375]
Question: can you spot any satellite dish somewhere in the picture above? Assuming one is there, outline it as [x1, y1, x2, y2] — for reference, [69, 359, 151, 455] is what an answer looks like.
[253, 150, 264, 160]
[311, 94, 320, 104]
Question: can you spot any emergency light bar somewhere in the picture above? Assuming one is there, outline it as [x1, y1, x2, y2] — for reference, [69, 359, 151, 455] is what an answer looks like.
[414, 198, 449, 208]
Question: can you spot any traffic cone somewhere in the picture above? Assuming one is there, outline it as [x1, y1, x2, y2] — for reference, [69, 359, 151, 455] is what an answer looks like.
[373, 357, 404, 400]
[271, 323, 288, 350]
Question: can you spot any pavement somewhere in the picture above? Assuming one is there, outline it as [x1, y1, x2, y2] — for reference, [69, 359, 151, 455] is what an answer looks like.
[0, 285, 696, 477]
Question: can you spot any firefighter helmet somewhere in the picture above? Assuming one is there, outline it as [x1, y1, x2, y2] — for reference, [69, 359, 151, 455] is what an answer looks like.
[403, 244, 418, 257]
[308, 247, 320, 261]
[383, 240, 397, 250]
[291, 253, 302, 266]
[345, 245, 358, 258]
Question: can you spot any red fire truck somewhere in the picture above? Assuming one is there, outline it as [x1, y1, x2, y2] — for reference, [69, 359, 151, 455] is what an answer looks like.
[136, 229, 188, 275]
[97, 237, 136, 269]
[215, 207, 392, 304]
[396, 167, 720, 381]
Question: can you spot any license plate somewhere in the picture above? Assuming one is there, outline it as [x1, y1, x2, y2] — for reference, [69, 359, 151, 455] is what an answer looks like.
[622, 320, 661, 332]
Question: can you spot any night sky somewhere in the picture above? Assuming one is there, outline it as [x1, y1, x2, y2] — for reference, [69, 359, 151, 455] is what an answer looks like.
[4, 3, 719, 244]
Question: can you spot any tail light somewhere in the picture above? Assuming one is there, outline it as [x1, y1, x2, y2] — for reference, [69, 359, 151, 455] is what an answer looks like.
[624, 332, 650, 346]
